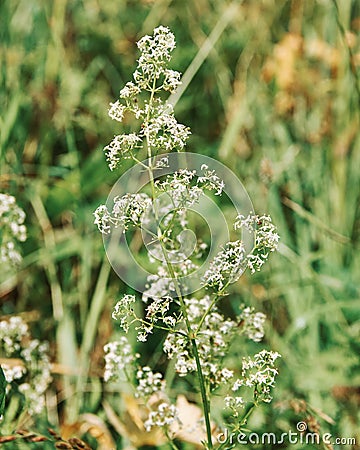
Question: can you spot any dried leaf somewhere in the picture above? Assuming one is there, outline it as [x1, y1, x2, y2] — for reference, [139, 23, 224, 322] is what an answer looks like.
[48, 427, 62, 440]
[55, 442, 73, 449]
[114, 393, 166, 448]
[61, 414, 115, 450]
[68, 437, 92, 449]
[29, 436, 49, 442]
[0, 436, 17, 443]
[171, 395, 217, 447]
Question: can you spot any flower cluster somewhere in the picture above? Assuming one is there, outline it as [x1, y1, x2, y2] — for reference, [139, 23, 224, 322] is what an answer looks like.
[156, 165, 224, 211]
[136, 366, 165, 399]
[103, 335, 178, 432]
[202, 240, 246, 290]
[202, 214, 279, 291]
[111, 285, 182, 342]
[223, 351, 280, 419]
[198, 164, 225, 195]
[0, 193, 27, 266]
[136, 26, 176, 81]
[224, 395, 245, 418]
[235, 213, 279, 273]
[238, 306, 266, 343]
[103, 337, 138, 382]
[0, 316, 52, 416]
[142, 265, 175, 304]
[144, 402, 178, 432]
[0, 316, 28, 354]
[94, 193, 152, 234]
[136, 368, 178, 432]
[104, 133, 141, 170]
[164, 296, 237, 387]
[100, 26, 190, 171]
[112, 294, 136, 333]
[231, 350, 281, 403]
[141, 257, 201, 313]
[144, 101, 190, 153]
[138, 295, 179, 342]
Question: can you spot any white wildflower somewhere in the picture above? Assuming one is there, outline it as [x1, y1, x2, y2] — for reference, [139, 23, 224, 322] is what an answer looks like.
[0, 316, 51, 416]
[108, 100, 125, 122]
[232, 350, 281, 403]
[103, 337, 138, 382]
[18, 383, 46, 415]
[93, 204, 111, 234]
[112, 294, 136, 333]
[163, 69, 182, 92]
[144, 402, 178, 431]
[203, 240, 246, 290]
[163, 316, 177, 327]
[120, 81, 141, 99]
[238, 306, 266, 342]
[136, 366, 165, 399]
[142, 265, 174, 303]
[224, 395, 245, 417]
[104, 133, 142, 170]
[0, 193, 27, 265]
[156, 170, 201, 209]
[198, 164, 225, 195]
[164, 296, 238, 387]
[94, 193, 152, 234]
[235, 213, 279, 273]
[2, 364, 26, 383]
[136, 26, 176, 83]
[96, 28, 281, 438]
[155, 156, 170, 169]
[221, 368, 234, 381]
[0, 316, 29, 354]
[143, 109, 190, 152]
[112, 193, 152, 228]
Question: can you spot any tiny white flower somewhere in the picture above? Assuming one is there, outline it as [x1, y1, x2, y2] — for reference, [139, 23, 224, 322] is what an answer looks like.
[104, 337, 138, 382]
[120, 81, 141, 99]
[0, 193, 27, 265]
[108, 100, 125, 122]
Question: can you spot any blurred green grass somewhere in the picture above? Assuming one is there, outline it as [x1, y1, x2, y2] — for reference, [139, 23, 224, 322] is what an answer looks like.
[1, 0, 360, 448]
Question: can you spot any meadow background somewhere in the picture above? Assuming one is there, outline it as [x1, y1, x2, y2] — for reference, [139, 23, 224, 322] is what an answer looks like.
[1, 0, 359, 448]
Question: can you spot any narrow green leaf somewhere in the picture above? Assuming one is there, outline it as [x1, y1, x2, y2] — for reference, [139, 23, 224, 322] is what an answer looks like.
[0, 365, 7, 417]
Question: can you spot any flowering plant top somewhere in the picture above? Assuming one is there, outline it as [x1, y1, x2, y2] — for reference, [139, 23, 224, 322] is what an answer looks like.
[94, 26, 280, 449]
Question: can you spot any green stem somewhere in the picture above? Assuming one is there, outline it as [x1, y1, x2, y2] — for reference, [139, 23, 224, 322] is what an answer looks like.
[165, 430, 181, 450]
[239, 401, 256, 428]
[145, 78, 158, 206]
[136, 317, 187, 336]
[190, 334, 213, 449]
[161, 248, 213, 449]
[144, 76, 213, 449]
[194, 282, 230, 336]
[331, 0, 360, 113]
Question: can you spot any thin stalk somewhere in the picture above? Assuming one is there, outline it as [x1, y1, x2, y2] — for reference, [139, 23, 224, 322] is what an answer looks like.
[145, 78, 158, 205]
[135, 317, 187, 336]
[331, 0, 360, 113]
[144, 76, 213, 448]
[161, 248, 213, 449]
[130, 152, 149, 170]
[162, 201, 182, 237]
[239, 401, 256, 428]
[194, 282, 230, 336]
[190, 336, 213, 449]
[165, 430, 181, 450]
